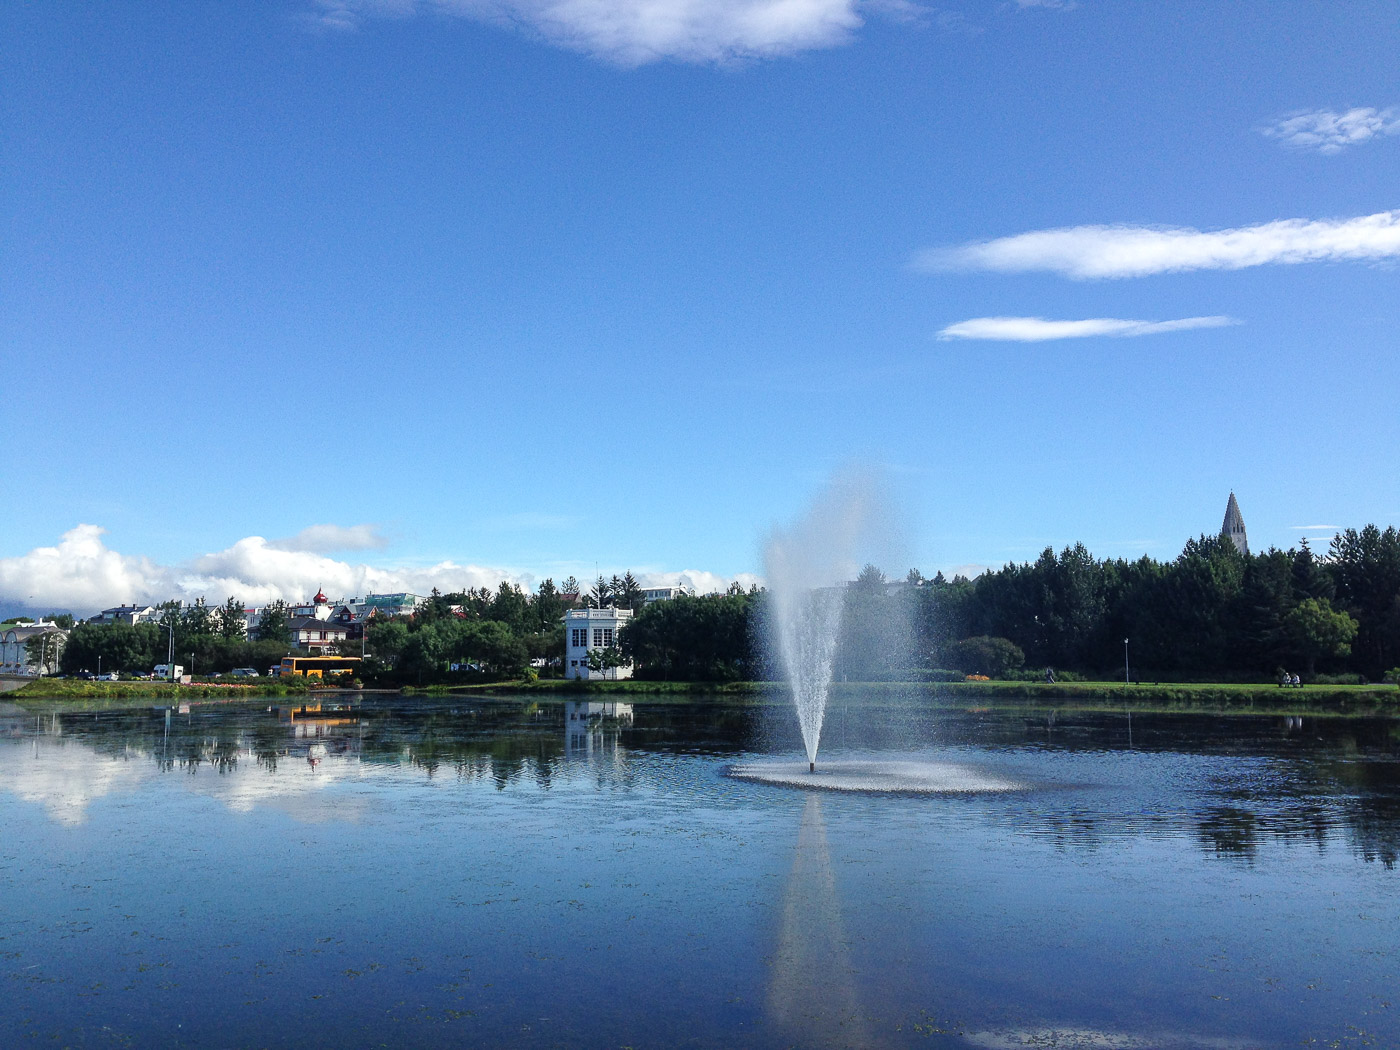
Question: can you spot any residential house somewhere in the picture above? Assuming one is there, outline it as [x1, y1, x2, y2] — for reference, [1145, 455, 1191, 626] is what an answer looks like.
[563, 606, 634, 680]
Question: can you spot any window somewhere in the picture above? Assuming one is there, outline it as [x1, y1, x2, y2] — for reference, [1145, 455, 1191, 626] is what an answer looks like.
[602, 628, 613, 646]
[593, 628, 604, 647]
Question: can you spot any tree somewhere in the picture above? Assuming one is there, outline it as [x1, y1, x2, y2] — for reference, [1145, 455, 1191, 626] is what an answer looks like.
[255, 601, 289, 642]
[947, 636, 1025, 678]
[616, 572, 646, 610]
[620, 592, 760, 681]
[588, 575, 612, 608]
[560, 576, 581, 602]
[24, 632, 63, 675]
[184, 597, 216, 637]
[534, 578, 566, 631]
[219, 596, 247, 640]
[45, 613, 75, 629]
[366, 619, 410, 664]
[586, 646, 629, 678]
[1284, 598, 1358, 677]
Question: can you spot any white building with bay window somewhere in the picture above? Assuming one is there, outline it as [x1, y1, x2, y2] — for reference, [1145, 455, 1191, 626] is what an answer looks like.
[563, 607, 634, 680]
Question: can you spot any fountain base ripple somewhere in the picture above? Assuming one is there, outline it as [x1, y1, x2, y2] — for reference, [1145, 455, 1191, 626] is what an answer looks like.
[727, 757, 1026, 794]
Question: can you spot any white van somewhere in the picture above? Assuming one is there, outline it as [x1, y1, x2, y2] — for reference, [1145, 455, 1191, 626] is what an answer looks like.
[153, 664, 185, 680]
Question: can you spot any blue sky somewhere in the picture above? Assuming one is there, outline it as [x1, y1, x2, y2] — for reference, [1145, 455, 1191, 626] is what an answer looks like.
[3, 1, 1398, 611]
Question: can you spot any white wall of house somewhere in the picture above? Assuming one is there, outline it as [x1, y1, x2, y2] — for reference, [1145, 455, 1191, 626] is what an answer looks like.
[563, 607, 634, 680]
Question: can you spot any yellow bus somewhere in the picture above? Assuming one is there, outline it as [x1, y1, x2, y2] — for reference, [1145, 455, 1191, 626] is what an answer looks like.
[277, 656, 362, 679]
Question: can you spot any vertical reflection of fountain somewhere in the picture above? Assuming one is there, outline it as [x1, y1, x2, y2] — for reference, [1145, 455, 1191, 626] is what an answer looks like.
[768, 795, 873, 1048]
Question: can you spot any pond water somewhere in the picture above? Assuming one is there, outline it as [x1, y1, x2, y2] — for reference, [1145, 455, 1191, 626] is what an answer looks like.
[1, 696, 1398, 1049]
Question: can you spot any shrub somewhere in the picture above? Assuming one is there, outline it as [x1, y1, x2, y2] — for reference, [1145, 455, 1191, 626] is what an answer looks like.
[1312, 673, 1366, 686]
[947, 636, 1025, 679]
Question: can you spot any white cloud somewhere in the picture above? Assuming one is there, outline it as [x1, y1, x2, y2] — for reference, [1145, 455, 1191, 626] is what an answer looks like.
[270, 523, 389, 553]
[1260, 107, 1400, 154]
[638, 569, 764, 594]
[0, 525, 163, 612]
[1290, 524, 1339, 531]
[309, 0, 868, 64]
[937, 315, 1238, 342]
[921, 209, 1400, 279]
[0, 526, 760, 612]
[0, 525, 533, 612]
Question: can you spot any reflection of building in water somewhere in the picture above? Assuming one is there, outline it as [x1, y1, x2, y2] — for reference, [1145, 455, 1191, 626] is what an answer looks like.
[272, 703, 361, 758]
[768, 794, 873, 1049]
[564, 701, 633, 758]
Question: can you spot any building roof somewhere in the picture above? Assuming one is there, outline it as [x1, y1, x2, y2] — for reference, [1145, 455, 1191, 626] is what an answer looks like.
[288, 616, 348, 631]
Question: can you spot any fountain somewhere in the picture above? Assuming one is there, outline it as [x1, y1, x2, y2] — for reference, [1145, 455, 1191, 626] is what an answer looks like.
[729, 468, 1028, 795]
[760, 470, 876, 773]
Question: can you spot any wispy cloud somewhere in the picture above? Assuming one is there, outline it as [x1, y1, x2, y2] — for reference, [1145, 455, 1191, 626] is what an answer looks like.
[1290, 524, 1339, 531]
[308, 0, 869, 64]
[270, 523, 389, 553]
[1012, 0, 1075, 9]
[937, 315, 1238, 342]
[920, 209, 1400, 279]
[1260, 107, 1400, 154]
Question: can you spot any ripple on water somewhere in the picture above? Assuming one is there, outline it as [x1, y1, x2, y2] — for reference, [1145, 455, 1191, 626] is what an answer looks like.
[725, 757, 1029, 794]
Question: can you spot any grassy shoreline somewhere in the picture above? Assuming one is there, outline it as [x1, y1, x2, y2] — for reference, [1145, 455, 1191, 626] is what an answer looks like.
[12, 675, 1398, 715]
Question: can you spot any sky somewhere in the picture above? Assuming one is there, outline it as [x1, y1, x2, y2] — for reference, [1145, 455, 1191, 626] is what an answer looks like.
[2, 1, 1398, 613]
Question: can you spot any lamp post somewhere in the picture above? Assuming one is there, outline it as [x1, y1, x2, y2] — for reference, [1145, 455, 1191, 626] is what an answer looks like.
[1124, 637, 1130, 686]
[155, 619, 175, 680]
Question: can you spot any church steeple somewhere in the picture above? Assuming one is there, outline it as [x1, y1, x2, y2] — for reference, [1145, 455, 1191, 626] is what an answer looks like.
[1221, 492, 1248, 555]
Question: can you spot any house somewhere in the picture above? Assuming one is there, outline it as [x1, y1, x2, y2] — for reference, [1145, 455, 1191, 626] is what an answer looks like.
[87, 604, 158, 626]
[641, 585, 689, 603]
[287, 616, 350, 654]
[1, 621, 69, 676]
[360, 593, 425, 619]
[291, 589, 334, 621]
[563, 606, 634, 680]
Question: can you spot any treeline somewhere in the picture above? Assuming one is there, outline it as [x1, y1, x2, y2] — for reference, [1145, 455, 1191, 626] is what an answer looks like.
[58, 597, 292, 676]
[620, 527, 1400, 683]
[911, 527, 1400, 681]
[46, 526, 1400, 684]
[359, 574, 660, 682]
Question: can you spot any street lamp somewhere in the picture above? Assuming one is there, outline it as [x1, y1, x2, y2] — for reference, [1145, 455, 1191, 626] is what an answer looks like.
[1124, 637, 1130, 686]
[154, 619, 175, 680]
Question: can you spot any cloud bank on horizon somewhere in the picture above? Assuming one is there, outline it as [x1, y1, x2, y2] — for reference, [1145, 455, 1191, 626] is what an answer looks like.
[1260, 106, 1400, 153]
[937, 315, 1239, 342]
[0, 525, 759, 614]
[921, 209, 1400, 279]
[308, 0, 872, 64]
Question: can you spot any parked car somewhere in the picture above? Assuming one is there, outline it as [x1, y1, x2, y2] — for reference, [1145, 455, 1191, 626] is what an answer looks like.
[229, 667, 260, 677]
[100, 671, 118, 681]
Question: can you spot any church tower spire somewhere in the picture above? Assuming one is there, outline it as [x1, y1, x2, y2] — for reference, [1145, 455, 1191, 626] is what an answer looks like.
[1221, 492, 1248, 555]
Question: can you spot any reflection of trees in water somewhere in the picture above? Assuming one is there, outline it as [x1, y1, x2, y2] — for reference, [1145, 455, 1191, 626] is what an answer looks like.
[355, 708, 567, 786]
[1196, 806, 1260, 860]
[20, 705, 1400, 864]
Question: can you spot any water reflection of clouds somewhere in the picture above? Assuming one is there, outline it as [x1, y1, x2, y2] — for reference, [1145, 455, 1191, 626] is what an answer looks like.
[0, 737, 377, 826]
[0, 739, 148, 826]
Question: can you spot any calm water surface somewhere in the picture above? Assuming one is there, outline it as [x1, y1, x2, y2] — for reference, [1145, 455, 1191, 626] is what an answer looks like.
[2, 696, 1398, 1049]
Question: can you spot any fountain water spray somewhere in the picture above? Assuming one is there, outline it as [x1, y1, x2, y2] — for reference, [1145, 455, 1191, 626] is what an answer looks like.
[764, 470, 884, 772]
